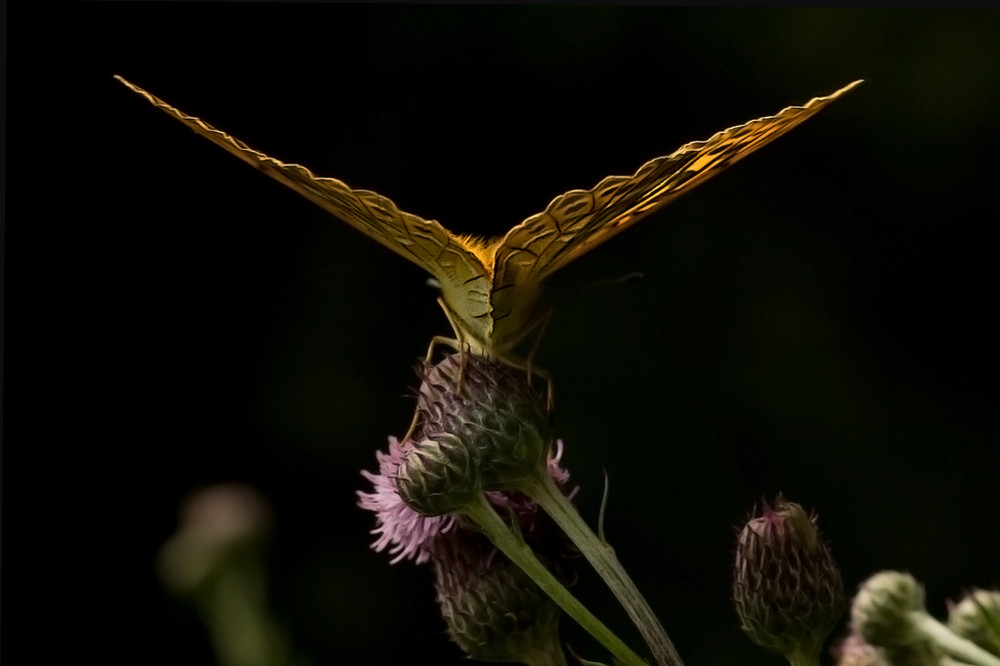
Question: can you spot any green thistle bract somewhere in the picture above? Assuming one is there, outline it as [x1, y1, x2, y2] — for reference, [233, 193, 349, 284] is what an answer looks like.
[733, 496, 845, 664]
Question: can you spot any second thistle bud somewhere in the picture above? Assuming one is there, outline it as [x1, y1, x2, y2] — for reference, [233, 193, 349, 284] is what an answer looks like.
[417, 353, 551, 490]
[733, 495, 845, 665]
[397, 434, 482, 516]
[432, 520, 568, 665]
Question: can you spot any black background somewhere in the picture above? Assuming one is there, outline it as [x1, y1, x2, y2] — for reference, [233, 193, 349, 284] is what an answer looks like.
[10, 5, 1000, 665]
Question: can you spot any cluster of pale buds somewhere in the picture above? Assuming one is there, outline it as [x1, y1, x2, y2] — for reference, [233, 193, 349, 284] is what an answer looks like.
[839, 572, 1000, 666]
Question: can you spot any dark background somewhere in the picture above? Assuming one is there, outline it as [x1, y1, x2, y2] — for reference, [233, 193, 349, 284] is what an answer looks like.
[10, 5, 999, 665]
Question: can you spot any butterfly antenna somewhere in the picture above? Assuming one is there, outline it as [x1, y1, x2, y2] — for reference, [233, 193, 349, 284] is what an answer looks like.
[524, 306, 553, 385]
[590, 271, 646, 288]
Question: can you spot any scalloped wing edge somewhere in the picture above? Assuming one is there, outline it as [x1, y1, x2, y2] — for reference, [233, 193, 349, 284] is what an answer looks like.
[496, 79, 863, 281]
[113, 75, 492, 278]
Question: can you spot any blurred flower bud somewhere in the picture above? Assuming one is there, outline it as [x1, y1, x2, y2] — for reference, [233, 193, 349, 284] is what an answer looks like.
[733, 495, 845, 664]
[835, 627, 941, 666]
[397, 434, 482, 516]
[834, 631, 888, 666]
[417, 353, 551, 489]
[158, 483, 273, 593]
[851, 571, 926, 648]
[157, 484, 291, 666]
[432, 519, 569, 665]
[878, 642, 943, 666]
[948, 589, 1000, 657]
[853, 572, 1000, 666]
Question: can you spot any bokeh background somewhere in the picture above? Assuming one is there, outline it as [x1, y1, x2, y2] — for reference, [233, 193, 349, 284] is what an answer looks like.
[12, 5, 999, 665]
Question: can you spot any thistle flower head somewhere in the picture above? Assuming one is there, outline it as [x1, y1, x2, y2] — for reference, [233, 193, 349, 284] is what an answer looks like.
[417, 353, 551, 489]
[358, 436, 573, 566]
[948, 589, 1000, 657]
[357, 437, 456, 565]
[733, 495, 845, 663]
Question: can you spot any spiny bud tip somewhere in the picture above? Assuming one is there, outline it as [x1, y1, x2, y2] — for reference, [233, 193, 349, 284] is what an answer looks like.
[733, 495, 845, 662]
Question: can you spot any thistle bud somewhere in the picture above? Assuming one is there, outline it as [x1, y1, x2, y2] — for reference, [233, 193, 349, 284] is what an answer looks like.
[948, 589, 1000, 657]
[733, 496, 846, 665]
[417, 353, 551, 490]
[397, 434, 481, 516]
[432, 523, 567, 665]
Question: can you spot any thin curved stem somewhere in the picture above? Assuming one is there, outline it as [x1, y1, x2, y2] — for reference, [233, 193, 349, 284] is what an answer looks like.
[521, 471, 684, 666]
[462, 493, 648, 666]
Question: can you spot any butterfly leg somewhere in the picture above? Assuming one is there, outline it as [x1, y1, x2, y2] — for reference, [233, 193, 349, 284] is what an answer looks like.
[501, 354, 556, 417]
[523, 306, 554, 392]
[401, 410, 422, 445]
[423, 333, 461, 365]
[525, 309, 556, 415]
[501, 306, 556, 414]
[435, 296, 482, 398]
[400, 334, 462, 443]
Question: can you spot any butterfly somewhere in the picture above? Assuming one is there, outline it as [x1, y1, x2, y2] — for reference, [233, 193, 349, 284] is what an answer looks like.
[116, 76, 860, 367]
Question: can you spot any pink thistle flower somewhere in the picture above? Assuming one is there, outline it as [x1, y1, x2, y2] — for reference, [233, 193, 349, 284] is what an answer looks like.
[358, 437, 574, 565]
[357, 437, 455, 565]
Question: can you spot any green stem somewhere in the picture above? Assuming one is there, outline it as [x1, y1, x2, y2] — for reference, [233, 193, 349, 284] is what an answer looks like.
[521, 471, 684, 666]
[198, 552, 291, 666]
[462, 493, 648, 666]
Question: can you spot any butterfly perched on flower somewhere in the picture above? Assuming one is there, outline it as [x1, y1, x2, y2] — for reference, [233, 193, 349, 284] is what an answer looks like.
[117, 76, 860, 365]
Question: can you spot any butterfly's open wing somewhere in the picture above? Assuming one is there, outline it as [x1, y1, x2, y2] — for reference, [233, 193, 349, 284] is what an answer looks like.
[492, 80, 862, 289]
[115, 76, 492, 326]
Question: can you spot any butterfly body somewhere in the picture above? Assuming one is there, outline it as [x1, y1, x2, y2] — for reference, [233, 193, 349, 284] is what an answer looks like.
[116, 76, 861, 362]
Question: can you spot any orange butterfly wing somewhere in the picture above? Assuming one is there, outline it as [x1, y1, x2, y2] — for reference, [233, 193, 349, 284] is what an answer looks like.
[115, 76, 493, 340]
[488, 80, 862, 343]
